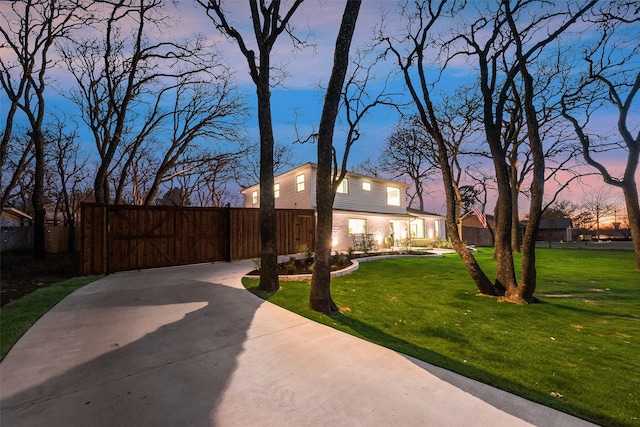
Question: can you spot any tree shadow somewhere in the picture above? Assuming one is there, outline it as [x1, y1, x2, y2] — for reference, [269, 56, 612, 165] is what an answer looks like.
[325, 310, 606, 426]
[0, 263, 260, 426]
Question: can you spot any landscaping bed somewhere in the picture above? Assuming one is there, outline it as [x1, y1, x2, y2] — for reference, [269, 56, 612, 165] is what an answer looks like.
[247, 253, 353, 277]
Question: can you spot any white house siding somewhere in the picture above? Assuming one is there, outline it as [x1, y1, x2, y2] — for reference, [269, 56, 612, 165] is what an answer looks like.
[275, 164, 314, 209]
[331, 172, 409, 215]
[241, 164, 315, 209]
[331, 211, 407, 251]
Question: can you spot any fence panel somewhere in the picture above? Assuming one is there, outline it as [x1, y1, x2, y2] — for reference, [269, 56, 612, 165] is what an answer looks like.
[462, 226, 494, 247]
[229, 208, 261, 261]
[1, 227, 33, 252]
[82, 204, 107, 275]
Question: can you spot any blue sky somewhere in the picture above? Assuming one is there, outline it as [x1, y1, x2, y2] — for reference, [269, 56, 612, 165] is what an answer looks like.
[2, 0, 637, 216]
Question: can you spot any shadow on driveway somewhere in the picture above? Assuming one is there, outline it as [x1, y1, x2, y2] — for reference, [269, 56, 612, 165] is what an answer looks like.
[0, 262, 259, 426]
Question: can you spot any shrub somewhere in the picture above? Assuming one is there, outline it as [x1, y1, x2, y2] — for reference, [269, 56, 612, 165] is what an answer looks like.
[286, 257, 297, 275]
[336, 254, 350, 269]
[346, 247, 355, 258]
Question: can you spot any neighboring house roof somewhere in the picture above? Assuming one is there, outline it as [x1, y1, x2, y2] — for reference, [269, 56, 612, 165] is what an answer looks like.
[1, 207, 33, 226]
[461, 211, 496, 228]
[1, 207, 32, 221]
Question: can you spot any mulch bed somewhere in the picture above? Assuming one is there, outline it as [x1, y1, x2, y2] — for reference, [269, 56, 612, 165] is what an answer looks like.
[0, 251, 80, 307]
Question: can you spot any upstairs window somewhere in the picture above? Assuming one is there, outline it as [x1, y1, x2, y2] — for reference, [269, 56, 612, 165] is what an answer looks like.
[274, 183, 280, 199]
[337, 178, 348, 194]
[387, 186, 401, 206]
[252, 190, 258, 205]
[296, 174, 305, 192]
[362, 181, 371, 191]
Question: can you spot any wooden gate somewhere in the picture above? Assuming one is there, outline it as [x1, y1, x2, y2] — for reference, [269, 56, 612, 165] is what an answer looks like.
[81, 204, 316, 275]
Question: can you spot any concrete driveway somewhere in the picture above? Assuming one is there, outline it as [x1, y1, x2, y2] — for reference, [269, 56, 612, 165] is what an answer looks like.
[0, 261, 596, 426]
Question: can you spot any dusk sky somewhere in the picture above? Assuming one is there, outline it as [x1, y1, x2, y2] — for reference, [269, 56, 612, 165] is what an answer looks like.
[2, 0, 638, 216]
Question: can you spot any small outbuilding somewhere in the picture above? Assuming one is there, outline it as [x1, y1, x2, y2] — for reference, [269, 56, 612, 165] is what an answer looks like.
[536, 218, 573, 242]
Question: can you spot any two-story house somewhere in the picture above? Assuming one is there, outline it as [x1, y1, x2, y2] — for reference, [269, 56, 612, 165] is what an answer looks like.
[241, 163, 446, 252]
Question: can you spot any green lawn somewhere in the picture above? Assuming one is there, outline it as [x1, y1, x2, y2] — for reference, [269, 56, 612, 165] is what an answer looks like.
[245, 249, 639, 427]
[1, 275, 100, 360]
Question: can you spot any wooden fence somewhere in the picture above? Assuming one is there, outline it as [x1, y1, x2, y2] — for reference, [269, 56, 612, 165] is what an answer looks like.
[81, 204, 316, 275]
[1, 227, 33, 252]
[1, 225, 80, 253]
[461, 226, 494, 247]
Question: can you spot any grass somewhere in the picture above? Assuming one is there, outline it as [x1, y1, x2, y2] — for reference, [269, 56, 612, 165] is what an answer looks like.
[1, 275, 100, 360]
[244, 249, 639, 427]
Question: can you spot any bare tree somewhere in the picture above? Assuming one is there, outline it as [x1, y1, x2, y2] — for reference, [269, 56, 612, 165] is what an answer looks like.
[382, 0, 596, 302]
[1, 129, 34, 211]
[461, 0, 597, 301]
[378, 118, 438, 211]
[187, 150, 248, 207]
[561, 1, 640, 269]
[200, 0, 306, 292]
[235, 142, 299, 190]
[142, 79, 246, 205]
[60, 0, 218, 206]
[577, 187, 619, 241]
[437, 87, 485, 240]
[46, 118, 89, 251]
[1, 0, 89, 258]
[381, 0, 500, 296]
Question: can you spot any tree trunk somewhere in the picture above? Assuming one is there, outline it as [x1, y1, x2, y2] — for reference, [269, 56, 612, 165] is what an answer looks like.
[94, 164, 109, 204]
[510, 179, 521, 252]
[622, 180, 640, 271]
[68, 219, 76, 253]
[415, 177, 424, 211]
[256, 56, 279, 292]
[487, 126, 517, 292]
[309, 0, 361, 313]
[310, 175, 338, 313]
[515, 99, 544, 302]
[32, 130, 46, 260]
[438, 131, 500, 295]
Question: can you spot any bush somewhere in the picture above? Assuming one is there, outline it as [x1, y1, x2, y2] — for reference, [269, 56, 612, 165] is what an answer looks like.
[411, 238, 437, 248]
[336, 254, 350, 269]
[286, 257, 297, 275]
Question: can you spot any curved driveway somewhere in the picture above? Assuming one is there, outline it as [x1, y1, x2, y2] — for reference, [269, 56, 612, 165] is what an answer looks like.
[1, 261, 595, 426]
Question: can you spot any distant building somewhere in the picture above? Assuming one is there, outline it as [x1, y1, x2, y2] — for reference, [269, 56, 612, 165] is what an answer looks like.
[537, 218, 573, 242]
[0, 207, 32, 227]
[461, 212, 495, 247]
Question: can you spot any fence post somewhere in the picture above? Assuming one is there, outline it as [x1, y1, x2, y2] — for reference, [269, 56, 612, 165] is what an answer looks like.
[226, 203, 232, 262]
